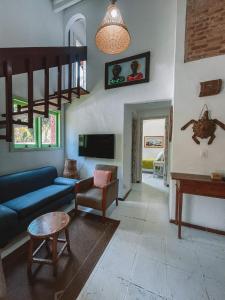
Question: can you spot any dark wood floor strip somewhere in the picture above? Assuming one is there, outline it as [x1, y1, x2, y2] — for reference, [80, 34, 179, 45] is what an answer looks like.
[61, 220, 119, 300]
[2, 212, 120, 300]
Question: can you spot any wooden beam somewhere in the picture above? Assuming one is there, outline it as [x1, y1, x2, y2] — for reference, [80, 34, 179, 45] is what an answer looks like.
[27, 59, 34, 129]
[77, 57, 81, 98]
[57, 56, 62, 110]
[68, 55, 72, 103]
[44, 58, 49, 118]
[0, 47, 87, 77]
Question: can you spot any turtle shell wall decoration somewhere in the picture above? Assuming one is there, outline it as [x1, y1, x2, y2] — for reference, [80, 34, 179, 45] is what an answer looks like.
[181, 105, 225, 145]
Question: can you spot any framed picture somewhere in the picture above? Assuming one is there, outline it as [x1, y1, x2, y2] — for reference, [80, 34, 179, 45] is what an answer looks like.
[144, 136, 164, 148]
[105, 51, 150, 90]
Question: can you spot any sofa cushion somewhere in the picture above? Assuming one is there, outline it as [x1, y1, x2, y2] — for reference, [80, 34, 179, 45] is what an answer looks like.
[3, 185, 73, 218]
[54, 177, 79, 187]
[76, 188, 103, 210]
[19, 193, 74, 230]
[0, 166, 58, 204]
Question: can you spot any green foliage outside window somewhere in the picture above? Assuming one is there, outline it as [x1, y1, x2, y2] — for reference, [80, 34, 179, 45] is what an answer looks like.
[13, 97, 61, 150]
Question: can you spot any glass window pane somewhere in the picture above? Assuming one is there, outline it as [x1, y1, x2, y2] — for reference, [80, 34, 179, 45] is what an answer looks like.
[14, 126, 35, 145]
[13, 114, 36, 146]
[41, 114, 57, 145]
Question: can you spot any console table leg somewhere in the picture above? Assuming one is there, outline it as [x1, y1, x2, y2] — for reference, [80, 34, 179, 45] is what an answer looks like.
[178, 192, 183, 239]
[175, 184, 179, 224]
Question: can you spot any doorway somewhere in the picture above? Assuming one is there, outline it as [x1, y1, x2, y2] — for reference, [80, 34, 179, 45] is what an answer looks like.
[142, 118, 168, 191]
[123, 101, 171, 196]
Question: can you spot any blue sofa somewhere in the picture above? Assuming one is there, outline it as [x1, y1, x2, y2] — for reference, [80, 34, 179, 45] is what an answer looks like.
[0, 166, 79, 247]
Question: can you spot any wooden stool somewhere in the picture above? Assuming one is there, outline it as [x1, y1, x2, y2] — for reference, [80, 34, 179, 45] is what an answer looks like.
[27, 212, 71, 277]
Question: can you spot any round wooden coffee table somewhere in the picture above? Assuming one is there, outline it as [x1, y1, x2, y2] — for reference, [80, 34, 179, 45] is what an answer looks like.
[27, 212, 71, 277]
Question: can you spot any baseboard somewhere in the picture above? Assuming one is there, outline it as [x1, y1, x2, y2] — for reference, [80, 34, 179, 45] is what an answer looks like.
[118, 189, 132, 201]
[170, 219, 225, 236]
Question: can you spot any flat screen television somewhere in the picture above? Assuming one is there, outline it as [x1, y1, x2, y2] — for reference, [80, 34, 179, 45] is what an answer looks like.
[78, 134, 115, 159]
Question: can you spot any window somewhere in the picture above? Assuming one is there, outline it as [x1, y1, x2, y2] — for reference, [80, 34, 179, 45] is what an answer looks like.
[41, 112, 60, 148]
[13, 97, 61, 150]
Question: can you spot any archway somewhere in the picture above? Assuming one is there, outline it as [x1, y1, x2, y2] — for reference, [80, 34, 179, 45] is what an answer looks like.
[65, 14, 87, 89]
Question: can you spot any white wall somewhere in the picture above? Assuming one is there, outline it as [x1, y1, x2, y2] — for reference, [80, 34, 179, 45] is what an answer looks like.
[64, 0, 177, 197]
[53, 0, 83, 13]
[142, 119, 165, 160]
[170, 0, 225, 230]
[0, 0, 65, 175]
[69, 18, 86, 46]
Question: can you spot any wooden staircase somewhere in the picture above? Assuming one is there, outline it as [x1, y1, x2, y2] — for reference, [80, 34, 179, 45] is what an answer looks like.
[0, 47, 88, 142]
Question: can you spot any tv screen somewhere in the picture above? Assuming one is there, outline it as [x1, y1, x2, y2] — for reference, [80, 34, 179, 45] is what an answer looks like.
[78, 134, 115, 159]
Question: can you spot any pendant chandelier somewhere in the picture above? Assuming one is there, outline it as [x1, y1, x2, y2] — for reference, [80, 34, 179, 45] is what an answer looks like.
[96, 0, 131, 55]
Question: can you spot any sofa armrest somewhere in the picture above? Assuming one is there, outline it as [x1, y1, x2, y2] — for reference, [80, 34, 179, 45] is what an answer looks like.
[76, 177, 94, 193]
[103, 179, 119, 209]
[54, 177, 79, 187]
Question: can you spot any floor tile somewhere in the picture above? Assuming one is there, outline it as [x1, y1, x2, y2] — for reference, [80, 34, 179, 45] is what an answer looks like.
[138, 235, 166, 263]
[98, 237, 137, 280]
[131, 255, 167, 298]
[165, 238, 200, 273]
[166, 265, 207, 300]
[125, 282, 166, 300]
[142, 221, 168, 239]
[77, 268, 129, 300]
[204, 277, 225, 300]
[197, 251, 225, 285]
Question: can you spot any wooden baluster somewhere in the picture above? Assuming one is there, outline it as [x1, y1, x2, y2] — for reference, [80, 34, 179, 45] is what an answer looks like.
[5, 60, 13, 142]
[44, 58, 49, 118]
[27, 60, 34, 129]
[77, 57, 81, 99]
[68, 55, 72, 103]
[57, 56, 62, 110]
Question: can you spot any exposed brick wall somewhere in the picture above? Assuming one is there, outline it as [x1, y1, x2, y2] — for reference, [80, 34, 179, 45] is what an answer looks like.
[185, 0, 225, 62]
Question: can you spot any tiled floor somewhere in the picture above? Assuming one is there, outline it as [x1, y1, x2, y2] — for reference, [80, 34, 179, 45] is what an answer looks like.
[77, 176, 225, 300]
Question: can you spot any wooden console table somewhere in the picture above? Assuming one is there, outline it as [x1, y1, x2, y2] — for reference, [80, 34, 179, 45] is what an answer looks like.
[171, 172, 225, 239]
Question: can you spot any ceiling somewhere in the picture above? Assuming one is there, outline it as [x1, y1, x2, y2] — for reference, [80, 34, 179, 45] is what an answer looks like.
[53, 0, 83, 13]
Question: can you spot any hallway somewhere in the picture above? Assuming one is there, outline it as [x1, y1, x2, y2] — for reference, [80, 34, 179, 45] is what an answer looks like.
[78, 182, 225, 300]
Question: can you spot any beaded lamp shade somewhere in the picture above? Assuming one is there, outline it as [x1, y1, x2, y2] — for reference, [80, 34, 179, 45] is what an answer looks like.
[96, 1, 131, 55]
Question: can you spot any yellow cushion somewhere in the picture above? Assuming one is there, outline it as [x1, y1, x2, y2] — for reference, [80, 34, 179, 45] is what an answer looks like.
[142, 159, 154, 169]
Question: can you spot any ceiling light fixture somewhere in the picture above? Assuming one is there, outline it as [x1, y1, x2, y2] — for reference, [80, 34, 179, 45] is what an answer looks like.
[95, 0, 131, 55]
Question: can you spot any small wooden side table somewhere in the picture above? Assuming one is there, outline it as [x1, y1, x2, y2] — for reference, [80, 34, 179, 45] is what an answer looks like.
[27, 212, 71, 277]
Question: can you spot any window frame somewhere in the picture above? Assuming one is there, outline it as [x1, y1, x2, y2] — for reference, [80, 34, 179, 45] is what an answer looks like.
[12, 97, 61, 151]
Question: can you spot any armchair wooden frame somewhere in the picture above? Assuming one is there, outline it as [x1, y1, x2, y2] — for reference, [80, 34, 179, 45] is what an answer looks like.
[75, 171, 119, 221]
